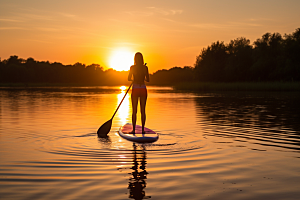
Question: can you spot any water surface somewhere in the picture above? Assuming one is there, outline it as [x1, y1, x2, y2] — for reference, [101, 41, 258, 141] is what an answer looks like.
[1, 86, 300, 200]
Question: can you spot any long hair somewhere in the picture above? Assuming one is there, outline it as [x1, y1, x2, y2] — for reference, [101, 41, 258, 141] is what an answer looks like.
[134, 52, 144, 65]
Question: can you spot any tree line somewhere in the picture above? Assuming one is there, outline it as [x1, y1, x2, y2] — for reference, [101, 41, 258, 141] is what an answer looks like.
[1, 28, 299, 85]
[0, 57, 129, 85]
[194, 28, 300, 82]
[0, 55, 193, 86]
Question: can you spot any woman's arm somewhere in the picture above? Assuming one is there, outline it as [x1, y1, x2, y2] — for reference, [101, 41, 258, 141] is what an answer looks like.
[128, 67, 133, 81]
[145, 66, 150, 82]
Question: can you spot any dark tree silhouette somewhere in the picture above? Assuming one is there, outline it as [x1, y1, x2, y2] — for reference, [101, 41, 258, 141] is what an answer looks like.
[150, 66, 193, 85]
[251, 32, 284, 81]
[225, 37, 253, 81]
[194, 28, 300, 82]
[194, 41, 228, 82]
[283, 28, 300, 81]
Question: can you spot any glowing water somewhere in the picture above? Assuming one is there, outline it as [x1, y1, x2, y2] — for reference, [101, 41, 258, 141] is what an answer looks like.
[0, 87, 299, 200]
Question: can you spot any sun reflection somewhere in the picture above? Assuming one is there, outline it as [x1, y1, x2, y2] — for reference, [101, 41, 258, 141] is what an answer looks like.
[120, 86, 126, 91]
[117, 88, 130, 125]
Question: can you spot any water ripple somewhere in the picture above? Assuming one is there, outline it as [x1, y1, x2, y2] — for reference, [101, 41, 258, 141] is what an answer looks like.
[1, 89, 300, 200]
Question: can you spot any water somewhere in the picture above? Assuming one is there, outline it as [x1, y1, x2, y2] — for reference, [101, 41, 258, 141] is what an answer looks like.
[0, 86, 300, 200]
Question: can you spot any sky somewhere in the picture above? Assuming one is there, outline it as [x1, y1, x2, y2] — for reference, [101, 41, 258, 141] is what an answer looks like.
[0, 0, 299, 73]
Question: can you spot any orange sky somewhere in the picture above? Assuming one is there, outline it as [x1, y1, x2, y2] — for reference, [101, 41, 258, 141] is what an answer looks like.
[1, 0, 299, 73]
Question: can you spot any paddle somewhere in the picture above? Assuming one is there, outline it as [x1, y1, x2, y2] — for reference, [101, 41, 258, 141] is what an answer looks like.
[97, 83, 133, 137]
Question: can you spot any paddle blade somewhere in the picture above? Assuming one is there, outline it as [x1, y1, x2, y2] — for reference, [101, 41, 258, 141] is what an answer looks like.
[97, 119, 112, 137]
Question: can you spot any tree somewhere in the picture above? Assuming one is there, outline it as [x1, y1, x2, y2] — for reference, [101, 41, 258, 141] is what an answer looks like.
[194, 41, 228, 82]
[251, 32, 284, 81]
[283, 28, 300, 81]
[225, 37, 253, 81]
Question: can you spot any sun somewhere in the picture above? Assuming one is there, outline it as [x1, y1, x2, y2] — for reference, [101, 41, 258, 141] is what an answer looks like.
[109, 49, 135, 71]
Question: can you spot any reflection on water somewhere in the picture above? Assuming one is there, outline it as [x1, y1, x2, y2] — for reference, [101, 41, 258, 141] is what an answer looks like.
[195, 92, 300, 151]
[0, 87, 300, 200]
[196, 92, 300, 129]
[117, 87, 130, 126]
[128, 144, 150, 200]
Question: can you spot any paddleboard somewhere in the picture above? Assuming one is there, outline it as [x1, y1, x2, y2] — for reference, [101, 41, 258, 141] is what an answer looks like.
[119, 123, 158, 143]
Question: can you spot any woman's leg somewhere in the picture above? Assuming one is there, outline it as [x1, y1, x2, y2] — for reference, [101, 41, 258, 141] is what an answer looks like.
[140, 94, 147, 132]
[131, 94, 138, 133]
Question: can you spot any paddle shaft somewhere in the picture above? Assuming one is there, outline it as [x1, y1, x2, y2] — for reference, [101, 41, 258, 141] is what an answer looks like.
[111, 83, 133, 119]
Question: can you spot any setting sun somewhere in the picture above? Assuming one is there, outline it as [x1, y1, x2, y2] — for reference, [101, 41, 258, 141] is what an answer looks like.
[109, 49, 135, 71]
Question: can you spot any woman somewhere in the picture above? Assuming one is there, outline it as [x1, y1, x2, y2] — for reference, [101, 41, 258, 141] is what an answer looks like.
[128, 52, 150, 134]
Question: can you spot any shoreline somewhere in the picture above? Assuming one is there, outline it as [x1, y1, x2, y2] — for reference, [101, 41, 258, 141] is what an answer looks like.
[174, 81, 300, 91]
[1, 82, 300, 91]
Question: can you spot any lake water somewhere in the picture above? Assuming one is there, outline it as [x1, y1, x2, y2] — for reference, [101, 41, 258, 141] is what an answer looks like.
[1, 86, 300, 200]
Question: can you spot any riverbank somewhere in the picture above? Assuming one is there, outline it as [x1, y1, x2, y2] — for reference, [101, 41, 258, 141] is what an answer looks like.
[174, 82, 300, 91]
[1, 82, 300, 91]
[0, 82, 129, 87]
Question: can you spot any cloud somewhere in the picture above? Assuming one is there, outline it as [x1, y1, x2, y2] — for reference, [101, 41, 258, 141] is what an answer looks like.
[59, 13, 85, 22]
[19, 38, 52, 44]
[7, 6, 83, 23]
[36, 27, 61, 32]
[125, 11, 153, 17]
[248, 18, 274, 22]
[190, 21, 263, 29]
[109, 18, 159, 30]
[229, 21, 263, 27]
[147, 7, 183, 15]
[0, 18, 23, 22]
[125, 7, 183, 17]
[0, 27, 25, 30]
[190, 23, 222, 29]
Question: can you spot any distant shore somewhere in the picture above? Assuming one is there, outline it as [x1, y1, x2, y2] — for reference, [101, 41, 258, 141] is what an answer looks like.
[0, 83, 112, 87]
[174, 82, 300, 91]
[1, 81, 300, 91]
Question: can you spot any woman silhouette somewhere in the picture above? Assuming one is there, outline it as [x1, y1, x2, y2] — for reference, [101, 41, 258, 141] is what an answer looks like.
[128, 52, 150, 134]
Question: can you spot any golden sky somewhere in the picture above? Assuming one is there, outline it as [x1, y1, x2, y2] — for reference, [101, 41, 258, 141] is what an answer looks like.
[0, 0, 299, 73]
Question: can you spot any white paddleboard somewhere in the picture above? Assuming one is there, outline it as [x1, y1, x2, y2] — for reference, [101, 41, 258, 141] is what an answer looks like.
[119, 123, 158, 143]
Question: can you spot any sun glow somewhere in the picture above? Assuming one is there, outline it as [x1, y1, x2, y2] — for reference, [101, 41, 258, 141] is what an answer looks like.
[109, 49, 135, 71]
[120, 86, 126, 91]
[117, 89, 130, 125]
